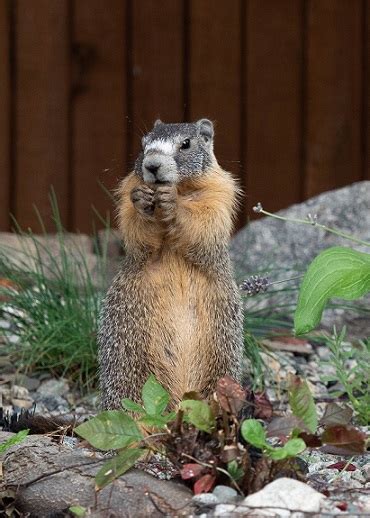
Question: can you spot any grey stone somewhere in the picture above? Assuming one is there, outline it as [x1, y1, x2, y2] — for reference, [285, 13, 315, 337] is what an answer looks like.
[231, 181, 370, 279]
[37, 378, 70, 396]
[231, 181, 370, 335]
[242, 477, 326, 513]
[212, 484, 239, 502]
[33, 393, 68, 412]
[362, 463, 370, 482]
[192, 493, 220, 507]
[0, 432, 193, 517]
[14, 374, 40, 391]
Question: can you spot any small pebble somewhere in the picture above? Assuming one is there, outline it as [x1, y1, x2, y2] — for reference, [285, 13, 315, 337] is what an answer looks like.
[212, 484, 238, 502]
[192, 493, 219, 507]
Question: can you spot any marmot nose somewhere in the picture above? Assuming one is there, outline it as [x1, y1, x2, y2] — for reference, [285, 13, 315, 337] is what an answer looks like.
[144, 157, 161, 176]
[145, 163, 160, 175]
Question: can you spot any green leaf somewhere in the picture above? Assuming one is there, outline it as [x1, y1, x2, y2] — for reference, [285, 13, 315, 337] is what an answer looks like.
[240, 419, 267, 449]
[227, 460, 244, 482]
[75, 411, 143, 451]
[142, 374, 170, 416]
[139, 412, 176, 429]
[268, 438, 306, 461]
[69, 506, 87, 517]
[0, 429, 29, 454]
[179, 400, 215, 432]
[95, 448, 144, 489]
[121, 399, 145, 414]
[295, 247, 370, 334]
[288, 375, 318, 434]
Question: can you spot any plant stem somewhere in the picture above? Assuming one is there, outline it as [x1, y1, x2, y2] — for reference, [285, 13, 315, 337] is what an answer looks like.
[255, 207, 370, 248]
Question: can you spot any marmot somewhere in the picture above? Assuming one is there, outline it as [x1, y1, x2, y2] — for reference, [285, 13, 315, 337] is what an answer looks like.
[98, 119, 243, 409]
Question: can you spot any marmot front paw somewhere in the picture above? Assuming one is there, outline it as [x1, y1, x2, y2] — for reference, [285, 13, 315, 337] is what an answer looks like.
[130, 185, 155, 217]
[154, 183, 177, 222]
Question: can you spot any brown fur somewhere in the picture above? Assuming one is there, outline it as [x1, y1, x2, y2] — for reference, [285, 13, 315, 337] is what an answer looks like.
[98, 165, 243, 408]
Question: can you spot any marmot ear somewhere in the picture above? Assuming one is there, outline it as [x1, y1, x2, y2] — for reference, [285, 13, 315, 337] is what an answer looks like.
[197, 119, 215, 139]
[154, 119, 162, 127]
[197, 119, 214, 140]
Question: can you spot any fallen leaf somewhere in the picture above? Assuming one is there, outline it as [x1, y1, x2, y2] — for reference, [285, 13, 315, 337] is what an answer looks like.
[267, 416, 308, 438]
[180, 463, 204, 480]
[299, 432, 322, 448]
[216, 376, 246, 414]
[320, 403, 353, 427]
[253, 392, 273, 420]
[193, 473, 216, 494]
[336, 502, 348, 511]
[321, 425, 367, 455]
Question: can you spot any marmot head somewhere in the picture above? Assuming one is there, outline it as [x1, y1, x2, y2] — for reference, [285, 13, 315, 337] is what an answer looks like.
[135, 119, 216, 184]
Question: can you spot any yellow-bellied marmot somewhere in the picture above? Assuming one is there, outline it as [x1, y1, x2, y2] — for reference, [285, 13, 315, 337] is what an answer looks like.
[98, 119, 243, 409]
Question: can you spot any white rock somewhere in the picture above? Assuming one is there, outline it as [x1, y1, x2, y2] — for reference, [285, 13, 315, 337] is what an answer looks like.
[10, 385, 30, 400]
[214, 504, 236, 516]
[242, 477, 326, 513]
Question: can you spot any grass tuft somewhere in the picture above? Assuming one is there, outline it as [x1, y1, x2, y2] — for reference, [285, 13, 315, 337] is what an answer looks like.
[0, 192, 111, 393]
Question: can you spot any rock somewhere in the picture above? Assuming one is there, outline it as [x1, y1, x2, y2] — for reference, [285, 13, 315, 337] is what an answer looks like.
[231, 181, 370, 279]
[10, 385, 30, 400]
[212, 484, 239, 502]
[362, 463, 370, 482]
[0, 432, 193, 517]
[33, 394, 69, 412]
[192, 493, 219, 507]
[231, 181, 370, 335]
[214, 503, 237, 516]
[11, 398, 33, 409]
[242, 477, 326, 513]
[37, 378, 70, 396]
[14, 374, 40, 391]
[98, 228, 124, 259]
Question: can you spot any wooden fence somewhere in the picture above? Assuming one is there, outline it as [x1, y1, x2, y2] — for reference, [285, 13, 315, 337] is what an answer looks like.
[0, 0, 369, 233]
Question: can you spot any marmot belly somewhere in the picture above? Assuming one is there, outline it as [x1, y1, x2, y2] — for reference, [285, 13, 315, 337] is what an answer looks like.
[143, 252, 213, 401]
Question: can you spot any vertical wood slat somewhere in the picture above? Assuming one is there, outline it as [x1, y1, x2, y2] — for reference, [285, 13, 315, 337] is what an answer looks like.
[15, 0, 70, 231]
[364, 0, 370, 180]
[72, 0, 127, 232]
[189, 0, 242, 204]
[304, 0, 363, 197]
[0, 0, 11, 229]
[245, 0, 304, 216]
[130, 0, 185, 162]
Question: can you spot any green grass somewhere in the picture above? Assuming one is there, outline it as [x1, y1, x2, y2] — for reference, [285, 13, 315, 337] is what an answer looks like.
[0, 194, 111, 393]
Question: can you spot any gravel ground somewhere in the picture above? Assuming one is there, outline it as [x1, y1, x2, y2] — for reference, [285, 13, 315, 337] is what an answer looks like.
[0, 321, 369, 516]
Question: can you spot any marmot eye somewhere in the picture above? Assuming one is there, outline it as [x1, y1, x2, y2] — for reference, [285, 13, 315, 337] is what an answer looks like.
[180, 138, 190, 150]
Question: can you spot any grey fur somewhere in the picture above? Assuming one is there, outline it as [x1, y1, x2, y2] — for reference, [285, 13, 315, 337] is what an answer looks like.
[98, 120, 243, 410]
[136, 119, 216, 183]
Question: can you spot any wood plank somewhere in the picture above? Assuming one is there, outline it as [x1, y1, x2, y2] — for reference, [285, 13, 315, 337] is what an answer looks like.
[365, 0, 370, 181]
[305, 0, 362, 197]
[0, 0, 10, 230]
[245, 0, 303, 216]
[15, 0, 70, 231]
[72, 0, 127, 232]
[189, 0, 242, 210]
[130, 0, 185, 160]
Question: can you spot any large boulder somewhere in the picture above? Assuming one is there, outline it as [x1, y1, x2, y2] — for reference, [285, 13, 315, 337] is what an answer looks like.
[0, 432, 193, 517]
[231, 181, 370, 281]
[231, 181, 370, 337]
